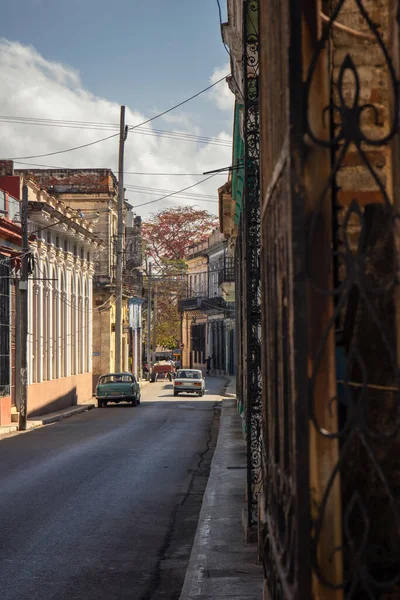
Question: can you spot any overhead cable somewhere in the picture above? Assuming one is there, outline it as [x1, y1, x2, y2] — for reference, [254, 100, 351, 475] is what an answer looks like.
[5, 75, 229, 160]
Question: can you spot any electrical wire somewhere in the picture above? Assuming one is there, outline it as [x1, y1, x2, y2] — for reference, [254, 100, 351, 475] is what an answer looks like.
[6, 75, 229, 160]
[125, 185, 217, 201]
[28, 211, 103, 237]
[131, 174, 219, 209]
[13, 160, 228, 176]
[0, 116, 231, 148]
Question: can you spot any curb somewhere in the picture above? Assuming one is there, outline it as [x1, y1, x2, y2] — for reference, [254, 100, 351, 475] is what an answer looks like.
[27, 403, 96, 429]
[222, 376, 237, 398]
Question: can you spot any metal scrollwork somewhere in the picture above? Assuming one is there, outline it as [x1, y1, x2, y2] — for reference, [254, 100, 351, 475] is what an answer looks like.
[243, 0, 262, 529]
[305, 0, 400, 597]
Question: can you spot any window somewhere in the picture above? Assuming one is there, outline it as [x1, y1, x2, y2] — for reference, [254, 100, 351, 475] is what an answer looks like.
[64, 240, 68, 252]
[0, 260, 10, 397]
[99, 374, 133, 384]
[55, 236, 60, 248]
[47, 231, 51, 244]
[87, 251, 90, 263]
[80, 247, 84, 260]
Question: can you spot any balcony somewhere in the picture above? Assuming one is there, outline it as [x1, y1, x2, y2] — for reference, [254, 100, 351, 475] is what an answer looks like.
[178, 296, 206, 312]
[0, 191, 21, 223]
[178, 294, 227, 314]
[218, 258, 235, 303]
[218, 258, 235, 286]
[200, 295, 226, 312]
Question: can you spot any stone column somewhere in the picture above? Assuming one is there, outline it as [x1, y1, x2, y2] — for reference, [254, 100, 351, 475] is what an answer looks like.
[37, 280, 43, 383]
[88, 268, 93, 374]
[27, 276, 33, 385]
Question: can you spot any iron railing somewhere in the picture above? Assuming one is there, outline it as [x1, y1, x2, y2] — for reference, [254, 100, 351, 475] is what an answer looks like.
[243, 0, 262, 531]
[259, 0, 400, 598]
[218, 258, 235, 286]
[0, 258, 10, 398]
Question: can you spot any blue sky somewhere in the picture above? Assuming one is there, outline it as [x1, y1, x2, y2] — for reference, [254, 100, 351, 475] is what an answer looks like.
[0, 1, 233, 216]
[4, 0, 229, 134]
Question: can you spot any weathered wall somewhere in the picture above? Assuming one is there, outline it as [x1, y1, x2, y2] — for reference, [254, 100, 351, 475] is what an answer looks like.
[27, 373, 92, 417]
[0, 396, 11, 426]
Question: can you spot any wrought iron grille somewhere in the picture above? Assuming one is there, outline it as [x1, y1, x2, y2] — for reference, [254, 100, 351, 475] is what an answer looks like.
[218, 257, 235, 286]
[259, 0, 400, 598]
[243, 0, 262, 530]
[0, 258, 10, 398]
[235, 223, 244, 410]
[303, 1, 400, 598]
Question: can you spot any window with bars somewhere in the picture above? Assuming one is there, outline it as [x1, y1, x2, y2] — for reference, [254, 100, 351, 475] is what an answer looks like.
[0, 259, 10, 398]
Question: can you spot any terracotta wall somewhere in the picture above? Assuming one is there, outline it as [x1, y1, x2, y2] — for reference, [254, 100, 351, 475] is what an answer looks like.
[27, 373, 92, 417]
[0, 395, 11, 426]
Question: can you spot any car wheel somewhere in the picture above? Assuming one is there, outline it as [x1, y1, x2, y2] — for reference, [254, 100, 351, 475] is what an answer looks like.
[103, 400, 108, 407]
[97, 399, 103, 408]
[174, 392, 178, 397]
[137, 394, 141, 405]
[131, 397, 138, 407]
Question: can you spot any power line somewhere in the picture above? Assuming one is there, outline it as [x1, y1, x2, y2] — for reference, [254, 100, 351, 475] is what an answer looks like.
[13, 160, 228, 176]
[125, 184, 217, 200]
[126, 75, 228, 133]
[132, 174, 219, 209]
[5, 75, 228, 160]
[0, 116, 231, 148]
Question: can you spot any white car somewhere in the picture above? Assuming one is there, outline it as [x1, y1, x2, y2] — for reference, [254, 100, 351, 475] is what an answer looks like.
[173, 369, 206, 397]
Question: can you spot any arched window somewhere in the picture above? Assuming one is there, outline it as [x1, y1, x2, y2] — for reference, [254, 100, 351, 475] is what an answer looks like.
[71, 275, 76, 376]
[42, 262, 49, 381]
[52, 265, 58, 379]
[77, 276, 82, 375]
[84, 278, 89, 373]
[60, 269, 66, 378]
[32, 255, 40, 384]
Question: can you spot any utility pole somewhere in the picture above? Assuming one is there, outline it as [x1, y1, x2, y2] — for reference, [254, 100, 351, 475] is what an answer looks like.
[115, 105, 127, 372]
[146, 262, 152, 369]
[18, 184, 29, 431]
[152, 283, 157, 364]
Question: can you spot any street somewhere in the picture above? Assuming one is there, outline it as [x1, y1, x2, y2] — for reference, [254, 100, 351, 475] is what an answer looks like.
[0, 378, 224, 600]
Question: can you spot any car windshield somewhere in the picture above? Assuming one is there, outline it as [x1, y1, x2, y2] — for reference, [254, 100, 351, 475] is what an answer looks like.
[99, 374, 134, 384]
[177, 371, 201, 379]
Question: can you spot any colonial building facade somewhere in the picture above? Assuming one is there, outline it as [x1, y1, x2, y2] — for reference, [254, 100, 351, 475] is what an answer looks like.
[0, 165, 22, 427]
[179, 230, 235, 375]
[25, 175, 102, 416]
[16, 168, 132, 389]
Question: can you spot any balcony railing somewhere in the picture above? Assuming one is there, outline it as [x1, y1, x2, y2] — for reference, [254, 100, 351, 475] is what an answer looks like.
[178, 294, 226, 313]
[178, 296, 206, 312]
[218, 258, 235, 286]
[0, 191, 21, 223]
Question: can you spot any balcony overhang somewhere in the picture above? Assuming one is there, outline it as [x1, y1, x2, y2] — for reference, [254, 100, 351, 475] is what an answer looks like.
[218, 182, 235, 238]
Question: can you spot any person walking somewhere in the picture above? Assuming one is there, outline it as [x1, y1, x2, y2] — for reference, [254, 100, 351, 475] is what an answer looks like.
[205, 355, 214, 376]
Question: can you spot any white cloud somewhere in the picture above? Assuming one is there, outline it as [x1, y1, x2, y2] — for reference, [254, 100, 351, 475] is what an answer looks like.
[208, 63, 234, 113]
[0, 40, 232, 217]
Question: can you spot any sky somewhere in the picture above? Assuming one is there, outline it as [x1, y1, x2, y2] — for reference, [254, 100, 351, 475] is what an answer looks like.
[0, 0, 232, 217]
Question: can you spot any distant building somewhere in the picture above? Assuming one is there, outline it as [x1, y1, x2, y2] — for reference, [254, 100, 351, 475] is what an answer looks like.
[0, 161, 103, 419]
[125, 215, 145, 379]
[178, 230, 235, 375]
[0, 163, 22, 426]
[16, 168, 132, 389]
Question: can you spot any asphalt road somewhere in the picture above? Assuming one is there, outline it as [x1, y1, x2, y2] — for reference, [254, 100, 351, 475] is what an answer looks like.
[0, 377, 225, 600]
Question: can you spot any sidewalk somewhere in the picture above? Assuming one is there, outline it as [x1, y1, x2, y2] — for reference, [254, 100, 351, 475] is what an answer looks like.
[223, 375, 236, 398]
[179, 397, 264, 600]
[0, 379, 151, 438]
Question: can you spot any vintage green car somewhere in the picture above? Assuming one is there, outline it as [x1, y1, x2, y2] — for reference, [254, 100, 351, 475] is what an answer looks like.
[96, 373, 141, 407]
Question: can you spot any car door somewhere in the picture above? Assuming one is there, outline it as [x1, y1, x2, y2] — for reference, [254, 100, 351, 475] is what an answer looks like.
[132, 375, 139, 395]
